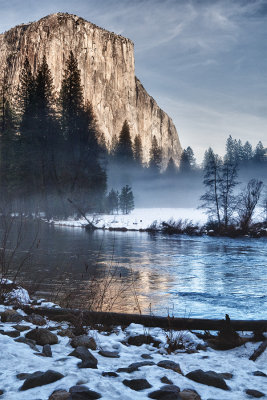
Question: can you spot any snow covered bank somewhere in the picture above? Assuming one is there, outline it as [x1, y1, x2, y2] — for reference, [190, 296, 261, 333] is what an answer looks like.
[51, 208, 208, 230]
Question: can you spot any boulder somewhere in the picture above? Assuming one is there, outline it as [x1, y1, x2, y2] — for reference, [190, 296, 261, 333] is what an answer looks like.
[123, 378, 152, 391]
[25, 313, 46, 326]
[70, 335, 96, 350]
[12, 324, 31, 332]
[102, 372, 118, 377]
[98, 350, 119, 358]
[245, 389, 265, 398]
[1, 309, 23, 323]
[117, 361, 154, 373]
[20, 370, 64, 390]
[25, 328, 58, 345]
[186, 370, 229, 390]
[157, 360, 183, 375]
[49, 390, 70, 399]
[0, 329, 20, 338]
[69, 385, 101, 399]
[43, 344, 52, 357]
[141, 353, 153, 359]
[127, 334, 161, 347]
[160, 376, 173, 385]
[69, 347, 98, 369]
[58, 328, 75, 338]
[253, 371, 267, 377]
[15, 336, 39, 351]
[148, 385, 181, 399]
[179, 389, 201, 400]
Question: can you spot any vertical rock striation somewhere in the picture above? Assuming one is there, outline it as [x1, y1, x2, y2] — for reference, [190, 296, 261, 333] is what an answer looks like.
[0, 13, 182, 166]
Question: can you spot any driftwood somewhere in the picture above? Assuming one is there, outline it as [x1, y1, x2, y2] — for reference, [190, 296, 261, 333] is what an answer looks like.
[22, 306, 267, 332]
[249, 339, 267, 361]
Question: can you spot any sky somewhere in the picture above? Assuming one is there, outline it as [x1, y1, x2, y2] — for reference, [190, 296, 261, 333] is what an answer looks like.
[0, 0, 266, 161]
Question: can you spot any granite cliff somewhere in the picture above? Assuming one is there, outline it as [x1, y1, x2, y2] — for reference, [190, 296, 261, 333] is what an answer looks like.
[0, 13, 182, 166]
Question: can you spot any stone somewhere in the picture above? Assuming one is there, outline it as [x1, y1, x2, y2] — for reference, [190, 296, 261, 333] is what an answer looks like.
[15, 336, 39, 351]
[157, 360, 183, 375]
[25, 328, 58, 345]
[117, 360, 155, 373]
[58, 328, 75, 338]
[128, 334, 161, 347]
[0, 13, 182, 168]
[17, 373, 32, 380]
[0, 390, 3, 396]
[69, 385, 101, 399]
[219, 372, 233, 380]
[102, 372, 118, 377]
[98, 350, 119, 358]
[186, 370, 229, 390]
[160, 376, 173, 385]
[20, 370, 64, 390]
[141, 353, 153, 359]
[70, 335, 96, 350]
[123, 378, 152, 391]
[148, 385, 181, 399]
[12, 324, 31, 332]
[0, 309, 23, 323]
[69, 347, 98, 369]
[253, 371, 267, 377]
[179, 389, 201, 400]
[49, 390, 71, 400]
[25, 313, 46, 326]
[245, 389, 265, 398]
[0, 329, 20, 338]
[43, 344, 52, 357]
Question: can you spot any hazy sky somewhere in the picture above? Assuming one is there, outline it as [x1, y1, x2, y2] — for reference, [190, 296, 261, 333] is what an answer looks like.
[0, 0, 266, 161]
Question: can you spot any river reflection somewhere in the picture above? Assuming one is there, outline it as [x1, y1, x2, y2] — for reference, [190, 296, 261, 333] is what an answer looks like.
[5, 222, 267, 319]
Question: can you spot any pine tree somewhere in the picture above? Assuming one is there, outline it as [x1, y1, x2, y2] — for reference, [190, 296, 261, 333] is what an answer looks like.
[149, 135, 162, 172]
[119, 185, 134, 214]
[179, 146, 196, 173]
[200, 148, 222, 225]
[115, 120, 134, 164]
[106, 188, 119, 214]
[242, 141, 253, 163]
[253, 141, 265, 164]
[165, 157, 177, 176]
[133, 134, 143, 166]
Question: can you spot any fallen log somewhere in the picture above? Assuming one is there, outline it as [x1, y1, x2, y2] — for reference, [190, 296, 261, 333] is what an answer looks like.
[249, 339, 267, 361]
[22, 306, 267, 332]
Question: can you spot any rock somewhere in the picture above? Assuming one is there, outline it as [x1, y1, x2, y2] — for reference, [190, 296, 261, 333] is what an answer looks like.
[141, 353, 153, 359]
[70, 335, 96, 350]
[20, 370, 64, 390]
[253, 371, 267, 377]
[98, 350, 119, 358]
[58, 328, 75, 338]
[17, 373, 32, 380]
[69, 385, 101, 399]
[25, 328, 58, 345]
[220, 372, 233, 380]
[0, 390, 3, 396]
[102, 372, 119, 377]
[15, 336, 39, 351]
[43, 344, 52, 357]
[245, 389, 265, 398]
[76, 379, 89, 385]
[69, 347, 98, 369]
[0, 329, 20, 338]
[12, 324, 31, 332]
[179, 389, 201, 400]
[186, 370, 229, 390]
[148, 385, 181, 399]
[0, 13, 182, 169]
[49, 390, 71, 400]
[1, 309, 23, 323]
[25, 313, 46, 326]
[160, 376, 173, 385]
[116, 366, 137, 374]
[128, 334, 161, 347]
[157, 360, 183, 375]
[117, 360, 155, 373]
[123, 378, 152, 391]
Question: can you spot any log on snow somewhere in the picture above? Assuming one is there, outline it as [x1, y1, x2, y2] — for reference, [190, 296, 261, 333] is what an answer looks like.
[249, 339, 267, 361]
[22, 306, 267, 332]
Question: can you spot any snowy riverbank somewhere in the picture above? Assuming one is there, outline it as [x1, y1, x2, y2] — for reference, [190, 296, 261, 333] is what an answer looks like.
[51, 208, 208, 230]
[0, 283, 266, 399]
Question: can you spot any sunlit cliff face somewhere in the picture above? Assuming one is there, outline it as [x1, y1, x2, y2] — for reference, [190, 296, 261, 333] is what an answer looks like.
[0, 12, 182, 167]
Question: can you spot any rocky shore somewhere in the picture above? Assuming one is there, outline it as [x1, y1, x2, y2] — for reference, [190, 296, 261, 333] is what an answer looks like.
[0, 281, 266, 399]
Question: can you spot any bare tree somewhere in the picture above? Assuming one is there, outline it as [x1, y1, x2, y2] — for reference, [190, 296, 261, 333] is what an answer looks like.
[238, 179, 263, 233]
[219, 157, 239, 228]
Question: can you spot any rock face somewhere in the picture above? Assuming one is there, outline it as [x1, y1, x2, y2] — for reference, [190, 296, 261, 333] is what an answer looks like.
[0, 13, 182, 167]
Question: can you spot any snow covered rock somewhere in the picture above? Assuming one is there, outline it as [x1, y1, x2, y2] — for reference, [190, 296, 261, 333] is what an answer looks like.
[148, 384, 181, 399]
[20, 370, 64, 390]
[122, 378, 152, 391]
[157, 360, 183, 374]
[25, 328, 58, 345]
[70, 334, 96, 350]
[69, 385, 101, 399]
[186, 369, 230, 390]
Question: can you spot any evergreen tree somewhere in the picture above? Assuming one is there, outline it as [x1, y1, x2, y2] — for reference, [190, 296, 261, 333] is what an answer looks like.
[115, 120, 134, 163]
[200, 148, 222, 225]
[253, 141, 265, 164]
[133, 134, 143, 166]
[149, 135, 162, 172]
[165, 157, 177, 176]
[106, 188, 119, 214]
[242, 141, 253, 162]
[119, 185, 134, 214]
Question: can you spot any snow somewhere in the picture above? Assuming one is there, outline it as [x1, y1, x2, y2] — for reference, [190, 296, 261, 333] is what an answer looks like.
[0, 305, 266, 399]
[4, 287, 31, 305]
[51, 207, 208, 230]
